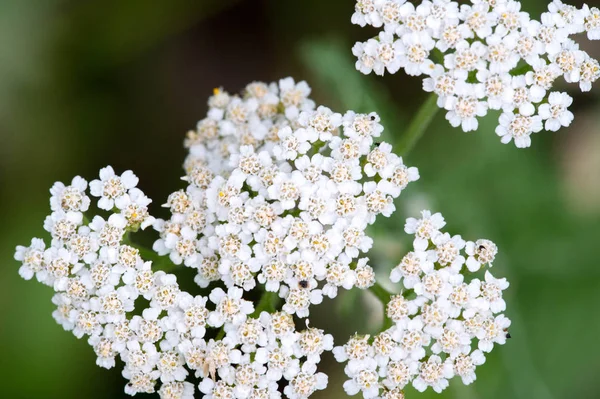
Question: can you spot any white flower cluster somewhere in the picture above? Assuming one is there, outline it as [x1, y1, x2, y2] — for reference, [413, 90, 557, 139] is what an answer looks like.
[15, 77, 513, 399]
[15, 167, 335, 398]
[154, 78, 419, 318]
[351, 0, 600, 147]
[335, 210, 511, 396]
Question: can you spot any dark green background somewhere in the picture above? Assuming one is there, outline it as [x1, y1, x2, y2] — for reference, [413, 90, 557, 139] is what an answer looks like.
[1, 0, 599, 398]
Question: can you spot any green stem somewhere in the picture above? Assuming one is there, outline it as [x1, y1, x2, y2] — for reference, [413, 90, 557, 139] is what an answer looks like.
[251, 291, 278, 318]
[369, 282, 394, 331]
[395, 93, 440, 156]
[369, 281, 393, 304]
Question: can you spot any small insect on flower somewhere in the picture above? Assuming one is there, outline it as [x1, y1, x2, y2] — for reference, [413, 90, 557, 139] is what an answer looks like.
[505, 330, 512, 339]
[200, 355, 217, 381]
[299, 280, 309, 289]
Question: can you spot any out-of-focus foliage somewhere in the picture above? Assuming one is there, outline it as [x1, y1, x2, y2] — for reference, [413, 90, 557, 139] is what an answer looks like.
[1, 1, 599, 398]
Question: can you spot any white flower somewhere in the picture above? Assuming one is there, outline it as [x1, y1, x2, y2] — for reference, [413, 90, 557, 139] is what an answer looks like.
[386, 294, 418, 328]
[404, 210, 445, 251]
[90, 287, 133, 324]
[158, 381, 195, 399]
[465, 239, 498, 271]
[469, 271, 510, 313]
[90, 214, 127, 260]
[496, 112, 543, 148]
[323, 261, 356, 298]
[279, 77, 314, 120]
[199, 379, 234, 399]
[485, 34, 520, 73]
[297, 106, 343, 142]
[353, 41, 378, 75]
[294, 323, 334, 364]
[44, 210, 83, 244]
[122, 340, 159, 374]
[398, 35, 435, 76]
[164, 226, 198, 266]
[15, 238, 46, 281]
[71, 307, 103, 339]
[208, 287, 254, 328]
[430, 320, 471, 358]
[150, 273, 181, 311]
[477, 314, 511, 352]
[390, 251, 428, 288]
[547, 0, 585, 34]
[283, 362, 328, 399]
[175, 293, 209, 338]
[578, 56, 600, 92]
[43, 246, 80, 289]
[381, 359, 417, 391]
[444, 94, 488, 132]
[372, 330, 401, 365]
[123, 370, 160, 395]
[494, 0, 530, 36]
[90, 166, 139, 211]
[394, 318, 430, 360]
[366, 31, 403, 75]
[157, 350, 188, 382]
[50, 176, 90, 213]
[396, 2, 434, 44]
[450, 350, 486, 385]
[343, 357, 380, 398]
[363, 181, 396, 219]
[333, 334, 371, 364]
[538, 91, 574, 131]
[352, 0, 380, 27]
[413, 268, 453, 301]
[354, 258, 376, 289]
[583, 5, 600, 40]
[256, 343, 299, 381]
[422, 65, 457, 104]
[444, 41, 488, 80]
[459, 3, 497, 39]
[431, 232, 466, 271]
[412, 355, 453, 393]
[89, 336, 118, 369]
[51, 293, 75, 331]
[273, 126, 311, 161]
[343, 111, 383, 146]
[281, 286, 323, 318]
[474, 70, 512, 110]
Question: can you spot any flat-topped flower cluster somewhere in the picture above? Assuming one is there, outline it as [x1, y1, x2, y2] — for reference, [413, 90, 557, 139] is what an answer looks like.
[15, 78, 511, 399]
[155, 78, 419, 318]
[14, 78, 422, 399]
[351, 0, 600, 147]
[15, 166, 333, 399]
[335, 210, 510, 396]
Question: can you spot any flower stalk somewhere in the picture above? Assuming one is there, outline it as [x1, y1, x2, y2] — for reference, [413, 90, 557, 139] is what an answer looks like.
[395, 93, 439, 157]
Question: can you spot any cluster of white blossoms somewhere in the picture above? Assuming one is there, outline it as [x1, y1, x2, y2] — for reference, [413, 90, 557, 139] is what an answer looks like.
[154, 78, 419, 318]
[15, 78, 424, 398]
[335, 210, 511, 397]
[15, 166, 334, 398]
[15, 78, 512, 399]
[351, 0, 600, 147]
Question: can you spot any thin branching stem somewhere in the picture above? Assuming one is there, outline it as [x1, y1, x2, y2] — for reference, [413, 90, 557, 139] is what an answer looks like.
[395, 93, 439, 157]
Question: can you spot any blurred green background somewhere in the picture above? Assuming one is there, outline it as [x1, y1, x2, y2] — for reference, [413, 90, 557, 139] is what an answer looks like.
[2, 0, 599, 398]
